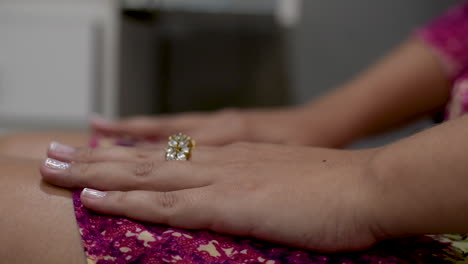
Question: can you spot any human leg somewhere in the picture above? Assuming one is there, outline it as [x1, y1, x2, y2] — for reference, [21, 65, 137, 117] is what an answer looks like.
[0, 156, 86, 263]
[0, 131, 89, 160]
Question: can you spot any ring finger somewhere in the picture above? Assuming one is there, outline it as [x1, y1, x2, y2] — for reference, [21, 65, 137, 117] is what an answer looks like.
[40, 158, 215, 192]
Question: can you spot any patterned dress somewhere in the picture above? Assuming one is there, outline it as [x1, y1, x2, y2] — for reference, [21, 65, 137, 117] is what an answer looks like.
[74, 3, 468, 263]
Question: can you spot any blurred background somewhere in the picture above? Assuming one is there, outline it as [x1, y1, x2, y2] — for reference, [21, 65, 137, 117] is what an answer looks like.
[0, 0, 460, 147]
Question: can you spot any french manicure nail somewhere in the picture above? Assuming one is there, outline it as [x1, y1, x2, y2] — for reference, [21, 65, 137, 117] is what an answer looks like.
[82, 188, 107, 199]
[49, 141, 75, 154]
[44, 158, 70, 170]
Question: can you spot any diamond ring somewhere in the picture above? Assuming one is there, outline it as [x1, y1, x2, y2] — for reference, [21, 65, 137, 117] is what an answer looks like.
[165, 133, 195, 161]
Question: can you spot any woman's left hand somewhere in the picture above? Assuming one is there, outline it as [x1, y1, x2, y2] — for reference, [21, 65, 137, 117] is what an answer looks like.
[40, 141, 383, 252]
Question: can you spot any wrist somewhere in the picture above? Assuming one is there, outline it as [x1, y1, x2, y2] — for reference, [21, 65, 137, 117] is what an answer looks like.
[366, 144, 436, 240]
[347, 148, 394, 242]
[360, 146, 397, 241]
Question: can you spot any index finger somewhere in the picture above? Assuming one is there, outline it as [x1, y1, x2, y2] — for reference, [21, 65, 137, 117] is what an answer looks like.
[90, 114, 202, 138]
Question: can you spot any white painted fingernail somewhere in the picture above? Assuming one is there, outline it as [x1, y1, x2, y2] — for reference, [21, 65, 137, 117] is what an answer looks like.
[82, 188, 107, 199]
[44, 158, 70, 170]
[49, 141, 75, 154]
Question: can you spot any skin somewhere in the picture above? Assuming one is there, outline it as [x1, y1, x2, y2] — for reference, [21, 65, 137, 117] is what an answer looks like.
[40, 112, 468, 252]
[0, 156, 86, 263]
[371, 114, 468, 238]
[91, 37, 450, 148]
[0, 135, 88, 263]
[40, 115, 468, 253]
[42, 142, 380, 252]
[0, 34, 455, 258]
[0, 36, 449, 155]
[0, 131, 88, 160]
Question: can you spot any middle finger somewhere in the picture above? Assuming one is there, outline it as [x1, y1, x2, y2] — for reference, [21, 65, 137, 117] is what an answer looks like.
[48, 142, 215, 163]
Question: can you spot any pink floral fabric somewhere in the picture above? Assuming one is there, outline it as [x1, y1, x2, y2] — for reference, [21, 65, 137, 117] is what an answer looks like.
[74, 179, 466, 264]
[73, 2, 468, 263]
[74, 136, 468, 263]
[417, 2, 468, 120]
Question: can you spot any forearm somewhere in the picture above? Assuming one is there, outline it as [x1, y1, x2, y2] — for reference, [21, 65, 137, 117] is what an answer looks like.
[298, 37, 450, 147]
[370, 114, 468, 238]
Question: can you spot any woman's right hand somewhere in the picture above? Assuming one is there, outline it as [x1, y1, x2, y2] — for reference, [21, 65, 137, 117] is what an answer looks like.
[91, 108, 314, 146]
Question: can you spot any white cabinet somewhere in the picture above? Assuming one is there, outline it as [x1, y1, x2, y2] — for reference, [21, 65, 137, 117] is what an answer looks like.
[0, 20, 95, 124]
[0, 0, 119, 129]
[123, 0, 301, 27]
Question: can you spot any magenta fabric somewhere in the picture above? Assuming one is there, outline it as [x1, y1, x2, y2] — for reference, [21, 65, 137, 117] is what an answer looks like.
[417, 2, 468, 120]
[73, 187, 465, 264]
[73, 2, 468, 263]
[73, 135, 468, 263]
[418, 2, 468, 80]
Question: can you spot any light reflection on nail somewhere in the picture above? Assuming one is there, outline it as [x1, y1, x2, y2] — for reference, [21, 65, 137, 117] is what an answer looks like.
[82, 188, 107, 199]
[44, 158, 70, 170]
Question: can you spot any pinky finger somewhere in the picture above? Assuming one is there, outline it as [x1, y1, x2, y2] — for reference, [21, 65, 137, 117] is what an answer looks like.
[80, 187, 219, 230]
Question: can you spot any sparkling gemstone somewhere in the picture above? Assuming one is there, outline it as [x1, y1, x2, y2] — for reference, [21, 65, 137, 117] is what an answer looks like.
[166, 152, 176, 160]
[182, 147, 190, 153]
[165, 146, 176, 153]
[179, 141, 189, 148]
[176, 152, 187, 160]
[168, 140, 178, 147]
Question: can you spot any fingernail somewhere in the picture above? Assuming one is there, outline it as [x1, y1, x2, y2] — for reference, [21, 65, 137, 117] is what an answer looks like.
[49, 141, 75, 155]
[44, 158, 70, 170]
[82, 188, 107, 199]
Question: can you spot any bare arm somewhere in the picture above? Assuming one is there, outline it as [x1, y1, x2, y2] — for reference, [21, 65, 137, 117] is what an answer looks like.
[91, 38, 451, 148]
[370, 114, 468, 238]
[294, 37, 450, 147]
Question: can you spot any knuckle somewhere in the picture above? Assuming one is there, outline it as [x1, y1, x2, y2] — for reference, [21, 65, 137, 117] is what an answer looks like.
[115, 192, 130, 209]
[75, 147, 95, 162]
[70, 162, 94, 186]
[78, 162, 93, 177]
[132, 161, 155, 178]
[151, 192, 180, 223]
[114, 192, 144, 220]
[158, 192, 179, 209]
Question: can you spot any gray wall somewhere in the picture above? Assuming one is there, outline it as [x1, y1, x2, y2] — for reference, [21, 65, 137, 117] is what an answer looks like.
[289, 0, 460, 147]
[290, 0, 460, 103]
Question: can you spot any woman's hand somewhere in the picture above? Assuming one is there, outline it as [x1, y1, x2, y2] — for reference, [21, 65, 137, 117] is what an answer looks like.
[40, 142, 383, 252]
[91, 108, 314, 146]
